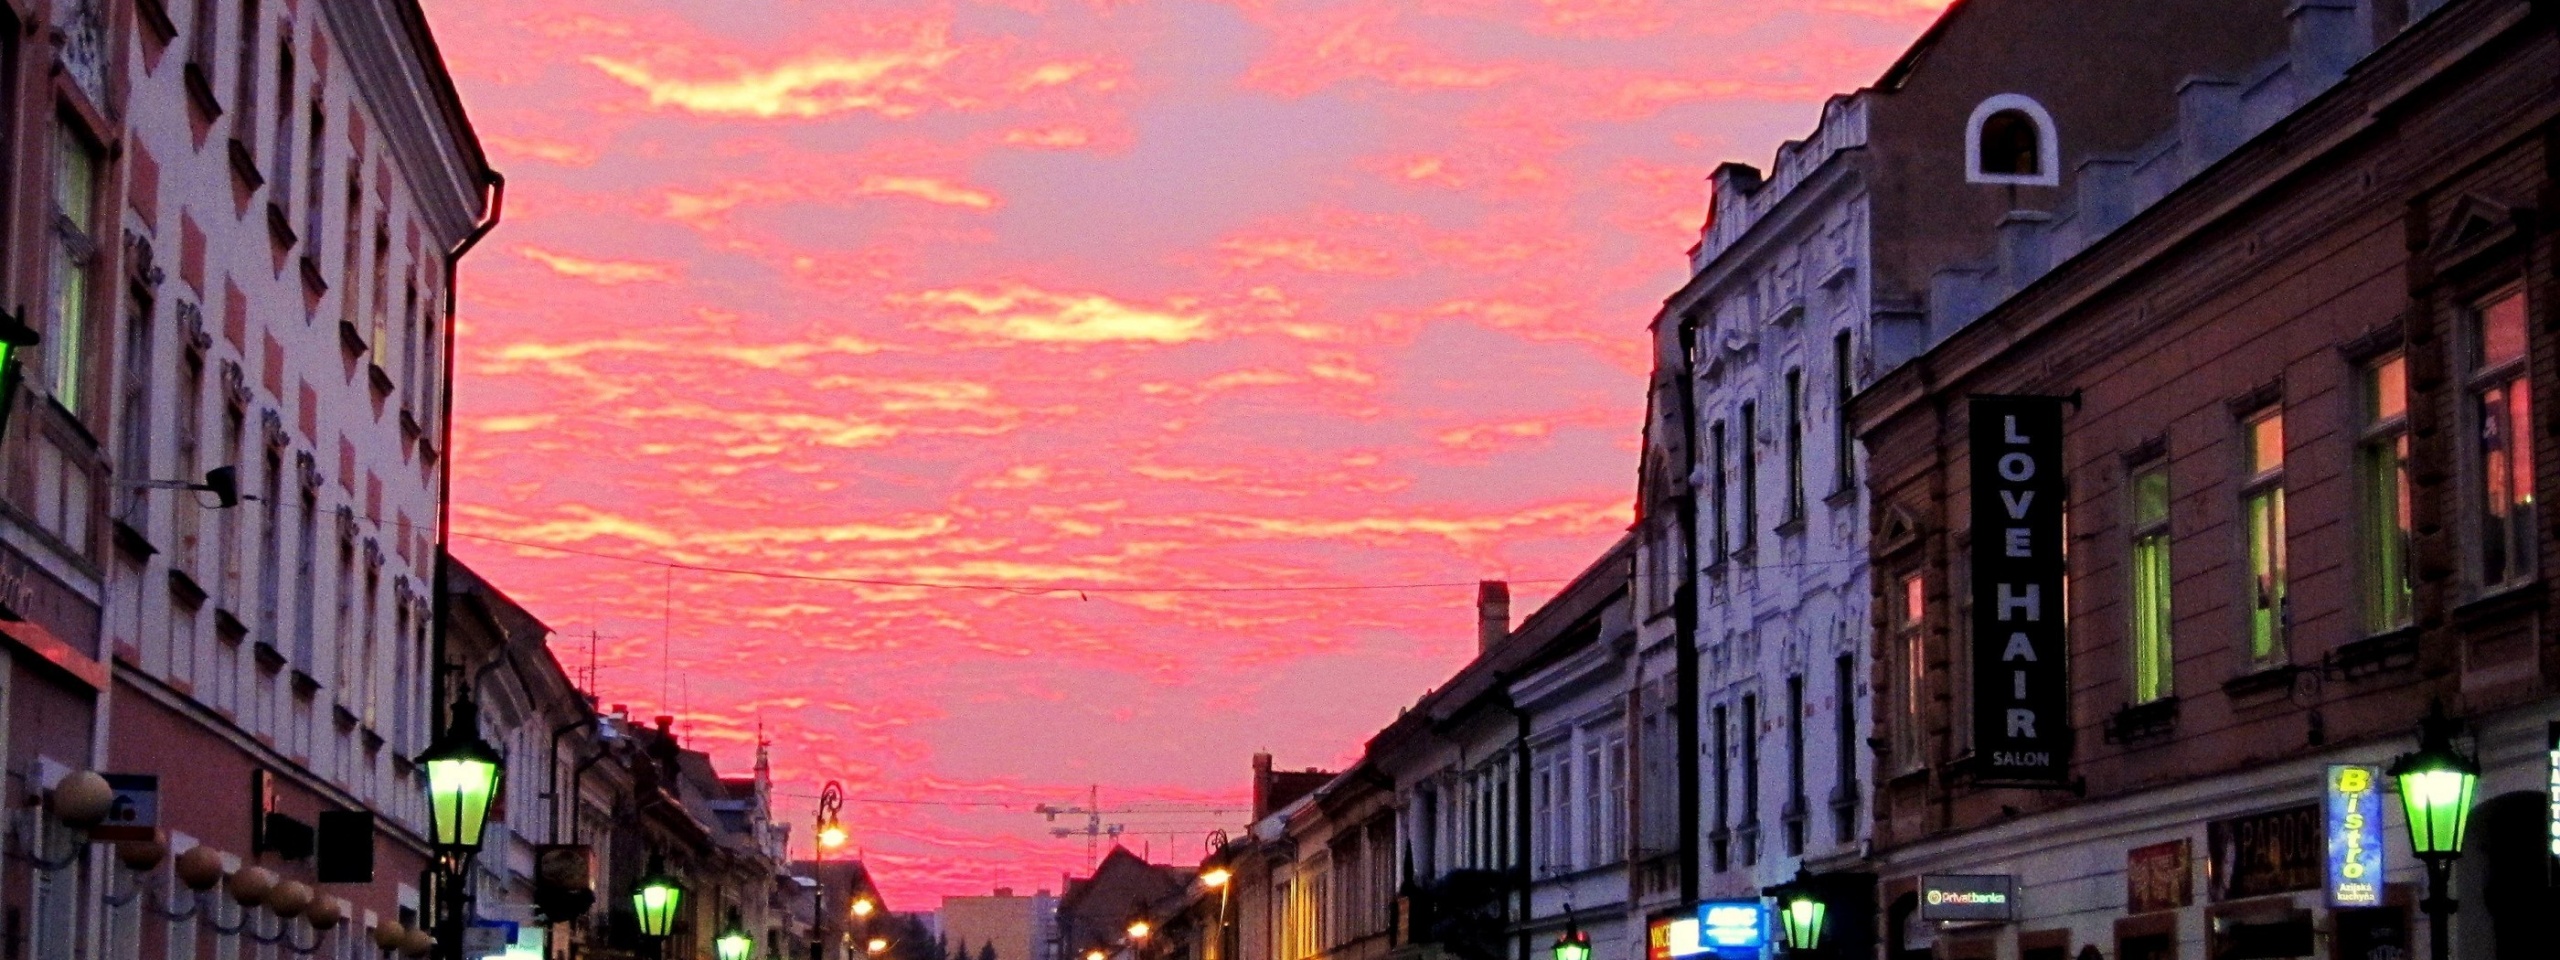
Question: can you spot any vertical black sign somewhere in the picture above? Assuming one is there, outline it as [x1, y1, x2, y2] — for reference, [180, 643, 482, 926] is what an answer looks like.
[1970, 396, 2071, 784]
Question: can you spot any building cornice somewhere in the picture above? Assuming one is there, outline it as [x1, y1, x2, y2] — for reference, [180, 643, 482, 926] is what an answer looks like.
[321, 0, 491, 239]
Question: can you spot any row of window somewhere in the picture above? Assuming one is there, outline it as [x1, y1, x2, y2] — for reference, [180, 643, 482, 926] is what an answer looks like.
[1889, 286, 2531, 764]
[1703, 332, 1860, 556]
[1704, 656, 1859, 871]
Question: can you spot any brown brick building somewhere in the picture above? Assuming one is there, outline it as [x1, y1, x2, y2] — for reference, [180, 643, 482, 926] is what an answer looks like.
[1849, 1, 2560, 958]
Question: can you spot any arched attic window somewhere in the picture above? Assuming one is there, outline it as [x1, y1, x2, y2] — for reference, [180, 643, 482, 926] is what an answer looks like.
[1965, 94, 2060, 186]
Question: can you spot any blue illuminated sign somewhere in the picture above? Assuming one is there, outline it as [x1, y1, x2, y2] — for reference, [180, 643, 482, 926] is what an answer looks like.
[1695, 900, 1765, 952]
[2325, 763, 2385, 908]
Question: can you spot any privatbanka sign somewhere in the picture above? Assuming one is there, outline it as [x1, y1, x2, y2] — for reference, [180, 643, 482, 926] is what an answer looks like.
[1969, 396, 2071, 785]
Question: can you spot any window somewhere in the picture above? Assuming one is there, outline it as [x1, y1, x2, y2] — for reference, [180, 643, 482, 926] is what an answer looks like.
[1738, 402, 1759, 550]
[1832, 654, 1857, 844]
[1834, 331, 1856, 494]
[172, 353, 205, 572]
[230, 0, 260, 146]
[292, 484, 316, 664]
[2358, 355, 2413, 633]
[188, 0, 220, 79]
[341, 165, 364, 326]
[1739, 693, 1759, 865]
[219, 406, 245, 599]
[1784, 674, 1806, 856]
[2241, 410, 2288, 667]
[1604, 735, 1627, 863]
[1710, 702, 1730, 872]
[48, 122, 101, 411]
[369, 220, 390, 360]
[302, 103, 324, 251]
[270, 39, 294, 206]
[1581, 744, 1604, 866]
[1784, 370, 1806, 521]
[1532, 764, 1554, 873]
[117, 285, 157, 526]
[1709, 420, 1731, 558]
[1965, 94, 2059, 185]
[2468, 289, 2534, 592]
[257, 449, 282, 642]
[1551, 750, 1572, 869]
[2129, 462, 2174, 702]
[1892, 573, 1925, 771]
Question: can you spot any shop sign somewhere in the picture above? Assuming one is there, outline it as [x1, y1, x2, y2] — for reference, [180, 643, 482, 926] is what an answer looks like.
[1967, 396, 2072, 785]
[2208, 804, 2320, 901]
[89, 773, 159, 843]
[1648, 915, 1709, 960]
[1695, 900, 1764, 952]
[2125, 840, 2191, 914]
[1920, 874, 2017, 922]
[2326, 764, 2385, 908]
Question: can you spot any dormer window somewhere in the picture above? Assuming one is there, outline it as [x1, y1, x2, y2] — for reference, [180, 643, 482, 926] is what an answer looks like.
[1966, 94, 2060, 186]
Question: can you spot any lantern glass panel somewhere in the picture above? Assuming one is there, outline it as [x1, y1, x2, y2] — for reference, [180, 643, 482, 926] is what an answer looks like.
[424, 756, 500, 849]
[633, 882, 682, 938]
[2394, 766, 2478, 857]
[1781, 896, 1826, 950]
[717, 931, 754, 960]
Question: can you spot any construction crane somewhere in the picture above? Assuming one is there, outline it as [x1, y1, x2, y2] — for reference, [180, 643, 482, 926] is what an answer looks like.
[1037, 786, 1123, 870]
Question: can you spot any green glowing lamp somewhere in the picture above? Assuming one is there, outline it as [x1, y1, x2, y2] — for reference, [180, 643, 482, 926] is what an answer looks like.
[418, 698, 503, 852]
[1551, 920, 1591, 960]
[633, 864, 684, 939]
[2389, 708, 2480, 860]
[1766, 866, 1827, 955]
[715, 910, 754, 960]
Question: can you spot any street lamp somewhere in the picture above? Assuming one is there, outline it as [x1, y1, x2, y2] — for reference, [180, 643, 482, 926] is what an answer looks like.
[815, 781, 846, 960]
[418, 696, 504, 960]
[1199, 867, 1231, 889]
[850, 897, 876, 919]
[1551, 912, 1591, 960]
[1127, 920, 1150, 941]
[867, 938, 891, 956]
[716, 909, 755, 960]
[2389, 708, 2480, 960]
[0, 311, 35, 449]
[1766, 866, 1828, 956]
[633, 862, 685, 941]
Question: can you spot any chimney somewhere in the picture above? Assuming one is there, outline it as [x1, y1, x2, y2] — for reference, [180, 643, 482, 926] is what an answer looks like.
[1251, 753, 1275, 820]
[1477, 581, 1510, 652]
[995, 887, 1013, 897]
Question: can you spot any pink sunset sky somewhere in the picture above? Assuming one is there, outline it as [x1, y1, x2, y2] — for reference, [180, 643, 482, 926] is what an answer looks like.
[423, 0, 1954, 905]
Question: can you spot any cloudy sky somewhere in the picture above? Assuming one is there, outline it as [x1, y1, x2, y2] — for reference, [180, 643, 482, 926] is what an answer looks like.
[424, 0, 1953, 904]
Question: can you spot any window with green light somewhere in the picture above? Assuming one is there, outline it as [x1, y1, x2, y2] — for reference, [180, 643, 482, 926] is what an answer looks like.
[2128, 462, 2173, 704]
[2357, 355, 2413, 634]
[2240, 410, 2287, 668]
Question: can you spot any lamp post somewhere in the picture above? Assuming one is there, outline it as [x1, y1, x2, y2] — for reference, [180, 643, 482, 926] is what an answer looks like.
[2388, 708, 2480, 960]
[418, 695, 503, 960]
[1765, 866, 1828, 957]
[634, 862, 685, 960]
[815, 781, 846, 960]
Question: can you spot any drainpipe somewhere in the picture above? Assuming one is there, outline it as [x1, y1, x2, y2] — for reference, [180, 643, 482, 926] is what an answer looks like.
[1673, 316, 1705, 908]
[429, 172, 504, 725]
[1496, 684, 1532, 960]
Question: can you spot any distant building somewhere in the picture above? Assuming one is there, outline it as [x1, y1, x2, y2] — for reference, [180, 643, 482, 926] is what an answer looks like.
[1056, 847, 1189, 959]
[944, 888, 1059, 960]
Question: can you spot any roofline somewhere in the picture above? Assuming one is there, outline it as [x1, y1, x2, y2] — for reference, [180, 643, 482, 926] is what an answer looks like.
[1876, 0, 1974, 91]
[394, 0, 495, 186]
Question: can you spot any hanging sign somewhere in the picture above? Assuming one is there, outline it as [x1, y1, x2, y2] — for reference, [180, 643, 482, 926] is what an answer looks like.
[1969, 396, 2072, 784]
[2326, 764, 2385, 908]
[2209, 804, 2321, 901]
[2547, 722, 2559, 861]
[90, 774, 159, 842]
[2125, 840, 2191, 914]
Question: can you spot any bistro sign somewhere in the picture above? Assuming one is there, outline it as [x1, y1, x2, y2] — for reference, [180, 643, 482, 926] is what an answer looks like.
[2326, 764, 2385, 908]
[1968, 396, 2072, 784]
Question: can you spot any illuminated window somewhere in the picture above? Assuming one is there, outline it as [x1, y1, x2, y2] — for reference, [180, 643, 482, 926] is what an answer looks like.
[2241, 409, 2287, 668]
[2128, 462, 2173, 702]
[2469, 289, 2534, 592]
[1892, 573, 1925, 771]
[48, 122, 100, 411]
[2358, 355, 2413, 633]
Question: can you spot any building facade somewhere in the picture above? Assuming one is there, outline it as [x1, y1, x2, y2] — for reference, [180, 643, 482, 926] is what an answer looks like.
[1639, 0, 2315, 951]
[1851, 3, 2558, 960]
